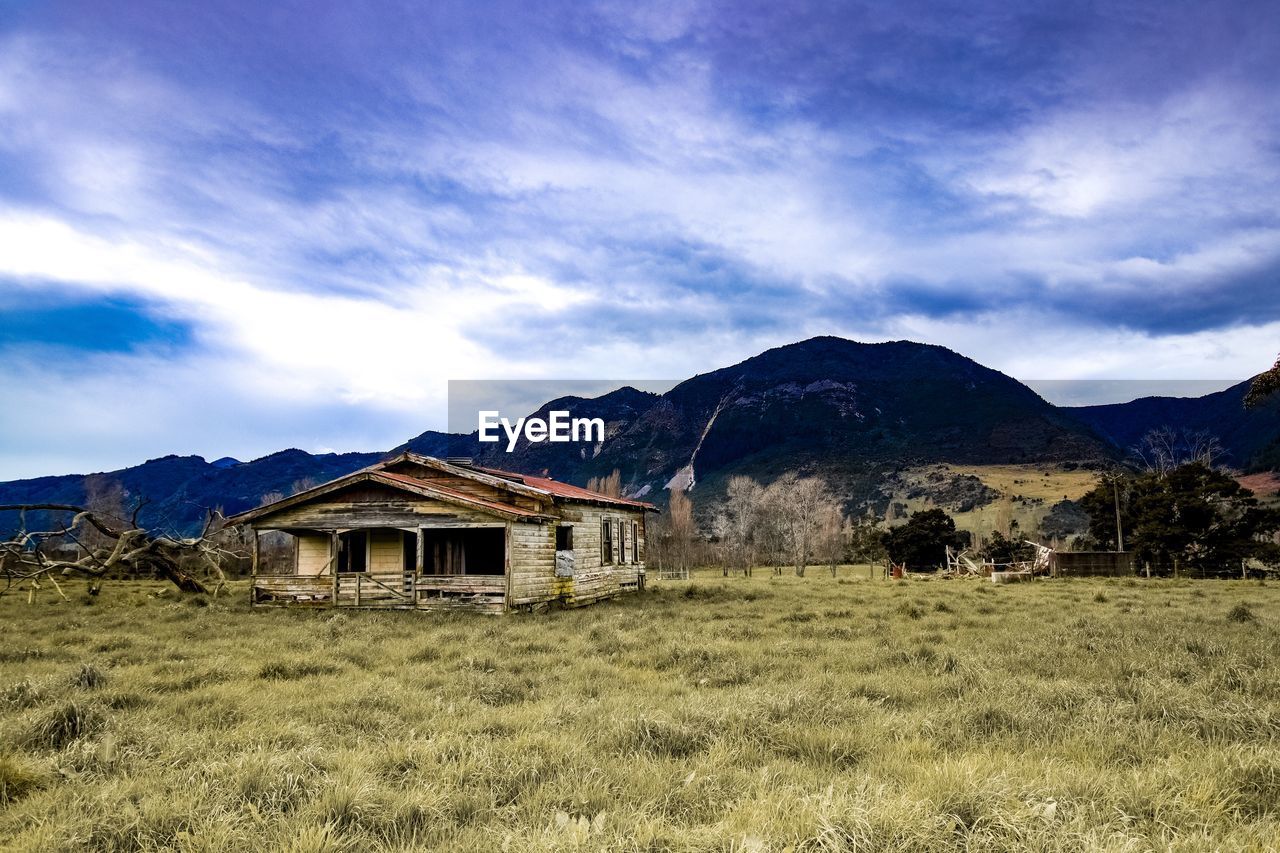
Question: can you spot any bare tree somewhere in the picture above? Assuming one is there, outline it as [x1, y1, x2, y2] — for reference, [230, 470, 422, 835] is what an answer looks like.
[79, 475, 130, 554]
[1131, 427, 1224, 477]
[586, 469, 622, 498]
[765, 473, 839, 577]
[816, 505, 847, 576]
[716, 475, 764, 576]
[667, 488, 695, 575]
[290, 477, 319, 496]
[0, 504, 241, 597]
[651, 488, 696, 579]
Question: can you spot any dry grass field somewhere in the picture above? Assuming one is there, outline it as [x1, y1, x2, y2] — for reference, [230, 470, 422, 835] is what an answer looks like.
[2, 572, 1279, 851]
[944, 464, 1099, 504]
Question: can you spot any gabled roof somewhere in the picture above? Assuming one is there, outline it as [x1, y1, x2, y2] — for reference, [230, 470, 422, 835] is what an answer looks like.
[226, 468, 551, 526]
[228, 452, 658, 527]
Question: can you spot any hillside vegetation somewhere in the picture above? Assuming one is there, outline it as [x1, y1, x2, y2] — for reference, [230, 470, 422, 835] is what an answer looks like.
[2, 574, 1278, 851]
[881, 464, 1102, 542]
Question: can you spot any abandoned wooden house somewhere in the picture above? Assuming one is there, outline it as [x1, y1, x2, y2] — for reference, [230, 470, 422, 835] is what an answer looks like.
[229, 453, 657, 613]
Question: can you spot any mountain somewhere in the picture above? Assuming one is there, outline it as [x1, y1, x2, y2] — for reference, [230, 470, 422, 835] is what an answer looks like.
[1068, 380, 1280, 471]
[466, 338, 1115, 506]
[0, 449, 382, 537]
[5, 336, 1272, 536]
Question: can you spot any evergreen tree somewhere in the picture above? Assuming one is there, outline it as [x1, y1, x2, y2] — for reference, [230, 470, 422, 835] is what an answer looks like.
[881, 508, 969, 571]
[1080, 463, 1280, 576]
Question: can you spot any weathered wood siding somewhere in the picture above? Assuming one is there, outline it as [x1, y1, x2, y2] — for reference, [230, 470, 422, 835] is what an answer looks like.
[296, 533, 331, 576]
[508, 522, 557, 606]
[1052, 551, 1135, 577]
[563, 506, 646, 568]
[383, 460, 550, 513]
[253, 575, 331, 604]
[556, 504, 647, 607]
[369, 529, 403, 577]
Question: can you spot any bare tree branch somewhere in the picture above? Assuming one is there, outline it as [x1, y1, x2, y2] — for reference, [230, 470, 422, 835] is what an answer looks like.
[0, 503, 245, 597]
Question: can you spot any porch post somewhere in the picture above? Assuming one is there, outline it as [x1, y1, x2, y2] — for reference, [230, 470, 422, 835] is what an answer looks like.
[250, 529, 260, 605]
[415, 527, 425, 606]
[330, 531, 339, 605]
[503, 521, 513, 612]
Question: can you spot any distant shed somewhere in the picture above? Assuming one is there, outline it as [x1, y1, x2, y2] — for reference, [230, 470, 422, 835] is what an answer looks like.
[1051, 551, 1135, 578]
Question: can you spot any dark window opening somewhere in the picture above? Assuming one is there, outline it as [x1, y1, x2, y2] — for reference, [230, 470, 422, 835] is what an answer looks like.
[601, 519, 613, 565]
[632, 521, 640, 562]
[403, 531, 418, 572]
[556, 525, 573, 551]
[619, 521, 628, 564]
[421, 528, 505, 575]
[337, 530, 367, 573]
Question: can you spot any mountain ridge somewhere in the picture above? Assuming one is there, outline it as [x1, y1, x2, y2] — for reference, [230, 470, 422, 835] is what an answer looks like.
[2, 336, 1274, 535]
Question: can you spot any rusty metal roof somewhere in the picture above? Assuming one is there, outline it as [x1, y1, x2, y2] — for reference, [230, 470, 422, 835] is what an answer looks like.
[471, 466, 657, 510]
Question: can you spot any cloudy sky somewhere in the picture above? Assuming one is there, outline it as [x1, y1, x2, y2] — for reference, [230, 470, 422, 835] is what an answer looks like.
[1, 1, 1278, 479]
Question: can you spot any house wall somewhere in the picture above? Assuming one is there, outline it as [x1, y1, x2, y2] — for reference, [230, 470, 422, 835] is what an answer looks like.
[508, 522, 557, 606]
[369, 529, 404, 577]
[296, 533, 331, 576]
[556, 503, 647, 607]
[1052, 551, 1135, 577]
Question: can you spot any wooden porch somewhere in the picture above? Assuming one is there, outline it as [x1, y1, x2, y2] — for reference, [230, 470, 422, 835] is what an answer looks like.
[252, 572, 508, 613]
[251, 524, 510, 614]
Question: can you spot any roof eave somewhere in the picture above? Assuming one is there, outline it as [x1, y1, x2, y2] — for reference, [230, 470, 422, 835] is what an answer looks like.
[228, 470, 551, 526]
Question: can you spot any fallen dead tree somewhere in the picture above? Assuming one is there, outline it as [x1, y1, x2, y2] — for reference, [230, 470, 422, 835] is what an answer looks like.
[0, 503, 239, 598]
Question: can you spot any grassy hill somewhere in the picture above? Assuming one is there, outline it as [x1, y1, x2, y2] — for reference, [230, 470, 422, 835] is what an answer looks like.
[880, 463, 1103, 543]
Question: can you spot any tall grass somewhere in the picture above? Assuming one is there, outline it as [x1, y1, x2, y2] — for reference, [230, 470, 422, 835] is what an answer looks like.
[0, 572, 1277, 850]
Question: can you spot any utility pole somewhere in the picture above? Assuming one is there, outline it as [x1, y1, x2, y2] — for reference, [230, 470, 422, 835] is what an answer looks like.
[1111, 474, 1124, 552]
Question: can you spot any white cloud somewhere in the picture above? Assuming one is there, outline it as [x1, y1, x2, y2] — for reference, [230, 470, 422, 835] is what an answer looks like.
[1, 12, 1279, 481]
[0, 212, 596, 405]
[969, 83, 1280, 220]
[881, 310, 1280, 382]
